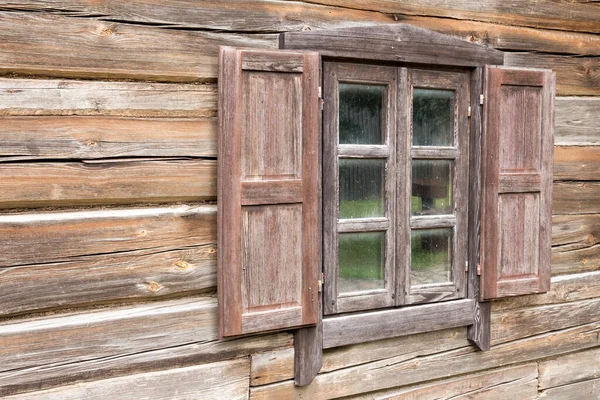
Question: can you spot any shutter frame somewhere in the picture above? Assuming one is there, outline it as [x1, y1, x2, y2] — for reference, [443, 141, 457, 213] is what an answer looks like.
[480, 66, 555, 300]
[218, 46, 319, 337]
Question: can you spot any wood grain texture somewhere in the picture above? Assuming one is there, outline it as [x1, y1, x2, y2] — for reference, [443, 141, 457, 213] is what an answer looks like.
[4, 359, 250, 400]
[1, 333, 291, 397]
[554, 146, 600, 181]
[555, 97, 600, 145]
[0, 297, 217, 373]
[349, 363, 538, 400]
[0, 116, 216, 160]
[0, 245, 216, 317]
[0, 204, 216, 268]
[539, 347, 600, 390]
[0, 11, 276, 81]
[293, 323, 323, 386]
[539, 377, 600, 399]
[251, 347, 294, 386]
[551, 214, 600, 275]
[0, 159, 216, 208]
[553, 181, 600, 214]
[251, 321, 600, 399]
[0, 79, 217, 117]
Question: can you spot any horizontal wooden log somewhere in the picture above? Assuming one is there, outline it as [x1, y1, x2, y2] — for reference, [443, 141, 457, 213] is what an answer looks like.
[4, 359, 250, 400]
[553, 181, 600, 214]
[323, 299, 474, 348]
[555, 97, 600, 146]
[492, 271, 600, 312]
[0, 296, 216, 373]
[552, 242, 600, 276]
[1, 332, 291, 396]
[551, 214, 600, 275]
[0, 204, 216, 267]
[251, 348, 294, 386]
[0, 11, 276, 81]
[0, 0, 393, 32]
[0, 116, 217, 160]
[504, 53, 600, 96]
[352, 363, 538, 400]
[554, 146, 600, 181]
[301, 0, 600, 34]
[0, 244, 216, 317]
[539, 377, 600, 399]
[0, 79, 217, 117]
[538, 347, 600, 390]
[0, 159, 216, 208]
[491, 297, 600, 345]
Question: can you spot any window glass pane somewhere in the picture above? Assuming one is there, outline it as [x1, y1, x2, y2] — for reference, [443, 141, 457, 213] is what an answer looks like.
[339, 159, 385, 219]
[410, 228, 452, 286]
[411, 160, 452, 215]
[339, 83, 385, 145]
[339, 231, 385, 293]
[413, 89, 454, 146]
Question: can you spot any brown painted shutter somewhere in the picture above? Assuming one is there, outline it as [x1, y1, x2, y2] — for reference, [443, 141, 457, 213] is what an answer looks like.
[481, 66, 555, 300]
[217, 46, 319, 337]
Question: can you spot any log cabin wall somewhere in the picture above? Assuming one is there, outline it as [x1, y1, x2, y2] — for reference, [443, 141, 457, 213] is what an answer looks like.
[0, 2, 599, 398]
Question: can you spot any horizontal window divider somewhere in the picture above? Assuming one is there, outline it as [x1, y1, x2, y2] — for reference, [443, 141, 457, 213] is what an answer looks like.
[338, 218, 389, 232]
[323, 299, 475, 349]
[411, 147, 459, 159]
[338, 144, 390, 158]
[410, 215, 456, 229]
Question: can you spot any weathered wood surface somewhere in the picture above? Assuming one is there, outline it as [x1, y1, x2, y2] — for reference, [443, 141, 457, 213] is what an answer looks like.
[491, 297, 600, 345]
[0, 204, 216, 267]
[0, 160, 216, 208]
[348, 363, 538, 400]
[0, 79, 217, 117]
[539, 377, 600, 399]
[554, 146, 600, 181]
[538, 347, 600, 390]
[250, 321, 600, 399]
[0, 116, 216, 160]
[0, 297, 216, 373]
[300, 0, 600, 34]
[555, 97, 600, 146]
[0, 11, 275, 81]
[553, 182, 600, 214]
[251, 348, 294, 386]
[4, 359, 250, 400]
[1, 244, 216, 317]
[551, 214, 600, 275]
[504, 53, 600, 96]
[1, 333, 291, 397]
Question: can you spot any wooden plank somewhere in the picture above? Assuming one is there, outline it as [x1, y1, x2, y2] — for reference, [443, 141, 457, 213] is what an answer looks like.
[0, 297, 217, 373]
[1, 333, 292, 396]
[250, 320, 600, 399]
[298, 0, 600, 34]
[491, 297, 600, 345]
[539, 377, 600, 399]
[0, 160, 216, 208]
[251, 348, 294, 386]
[0, 204, 216, 267]
[551, 214, 600, 277]
[553, 181, 600, 214]
[349, 363, 538, 400]
[0, 116, 217, 160]
[4, 359, 250, 400]
[555, 97, 600, 146]
[539, 347, 600, 390]
[0, 11, 276, 81]
[0, 79, 217, 117]
[504, 53, 600, 96]
[323, 300, 474, 348]
[0, 244, 216, 317]
[554, 146, 600, 181]
[294, 323, 323, 386]
[552, 243, 600, 276]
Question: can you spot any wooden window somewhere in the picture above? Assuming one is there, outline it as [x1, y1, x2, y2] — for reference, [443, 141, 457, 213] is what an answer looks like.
[323, 63, 470, 313]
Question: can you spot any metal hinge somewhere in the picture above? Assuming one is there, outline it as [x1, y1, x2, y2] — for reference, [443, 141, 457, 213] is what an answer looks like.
[318, 86, 322, 98]
[476, 264, 482, 276]
[318, 272, 324, 292]
[465, 261, 469, 272]
[480, 94, 484, 105]
[467, 106, 472, 117]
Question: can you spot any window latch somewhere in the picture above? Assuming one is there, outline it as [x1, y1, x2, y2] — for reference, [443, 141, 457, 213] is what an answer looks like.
[318, 272, 324, 292]
[467, 106, 472, 118]
[480, 94, 484, 105]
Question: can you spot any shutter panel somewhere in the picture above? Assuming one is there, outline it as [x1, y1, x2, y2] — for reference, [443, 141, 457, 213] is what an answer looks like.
[481, 66, 555, 300]
[218, 46, 319, 337]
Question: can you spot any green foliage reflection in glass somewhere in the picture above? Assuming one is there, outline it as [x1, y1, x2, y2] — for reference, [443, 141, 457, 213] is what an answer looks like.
[338, 231, 385, 293]
[413, 88, 454, 146]
[339, 159, 385, 219]
[339, 83, 385, 144]
[411, 160, 452, 215]
[411, 228, 452, 286]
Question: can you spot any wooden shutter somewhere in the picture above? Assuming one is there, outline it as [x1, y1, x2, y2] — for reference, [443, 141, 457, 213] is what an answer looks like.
[481, 66, 555, 300]
[217, 47, 319, 337]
